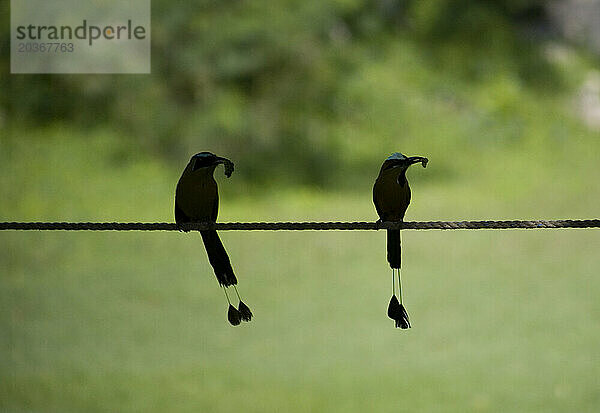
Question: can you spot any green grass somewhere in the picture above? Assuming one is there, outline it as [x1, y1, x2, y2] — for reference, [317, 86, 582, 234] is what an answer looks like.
[1, 129, 599, 412]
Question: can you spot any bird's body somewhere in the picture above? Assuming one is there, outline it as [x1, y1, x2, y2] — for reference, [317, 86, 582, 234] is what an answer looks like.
[373, 152, 428, 328]
[374, 163, 412, 269]
[373, 165, 411, 222]
[175, 152, 251, 325]
[175, 163, 219, 223]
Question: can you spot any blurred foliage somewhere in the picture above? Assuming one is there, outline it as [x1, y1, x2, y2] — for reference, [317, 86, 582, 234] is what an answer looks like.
[0, 0, 596, 188]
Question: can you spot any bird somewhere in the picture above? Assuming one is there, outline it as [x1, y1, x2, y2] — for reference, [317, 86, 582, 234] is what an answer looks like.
[373, 152, 428, 328]
[175, 152, 252, 326]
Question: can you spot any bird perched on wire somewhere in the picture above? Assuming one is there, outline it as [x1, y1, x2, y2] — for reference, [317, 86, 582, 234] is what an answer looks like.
[175, 152, 252, 326]
[373, 152, 428, 329]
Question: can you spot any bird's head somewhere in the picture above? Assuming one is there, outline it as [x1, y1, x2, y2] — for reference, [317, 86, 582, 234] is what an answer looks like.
[189, 152, 234, 177]
[380, 152, 428, 173]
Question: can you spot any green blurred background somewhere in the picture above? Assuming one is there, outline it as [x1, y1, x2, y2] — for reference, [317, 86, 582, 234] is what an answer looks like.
[1, 0, 600, 411]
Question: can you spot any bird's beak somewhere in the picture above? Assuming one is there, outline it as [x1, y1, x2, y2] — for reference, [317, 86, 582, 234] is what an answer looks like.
[407, 156, 428, 168]
[214, 156, 235, 177]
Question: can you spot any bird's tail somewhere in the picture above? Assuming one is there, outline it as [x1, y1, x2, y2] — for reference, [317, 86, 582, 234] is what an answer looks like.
[200, 230, 237, 287]
[387, 229, 401, 269]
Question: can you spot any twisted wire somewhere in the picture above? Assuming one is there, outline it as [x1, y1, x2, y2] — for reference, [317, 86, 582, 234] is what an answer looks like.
[0, 219, 598, 231]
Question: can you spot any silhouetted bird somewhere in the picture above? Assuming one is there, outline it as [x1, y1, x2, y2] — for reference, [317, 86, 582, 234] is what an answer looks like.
[175, 152, 252, 326]
[373, 152, 428, 328]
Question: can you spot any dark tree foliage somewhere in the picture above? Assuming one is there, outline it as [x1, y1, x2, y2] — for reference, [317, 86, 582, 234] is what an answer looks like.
[1, 0, 557, 186]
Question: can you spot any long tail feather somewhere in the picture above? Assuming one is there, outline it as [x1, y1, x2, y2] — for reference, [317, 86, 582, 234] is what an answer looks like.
[200, 230, 237, 286]
[238, 301, 253, 322]
[387, 229, 401, 269]
[228, 304, 241, 326]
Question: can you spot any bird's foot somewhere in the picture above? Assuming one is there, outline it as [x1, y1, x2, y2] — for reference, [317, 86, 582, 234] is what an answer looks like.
[176, 223, 191, 233]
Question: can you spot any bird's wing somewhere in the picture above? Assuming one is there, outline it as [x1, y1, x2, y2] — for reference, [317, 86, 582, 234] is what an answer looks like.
[175, 200, 191, 224]
[373, 182, 385, 220]
[211, 193, 219, 222]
